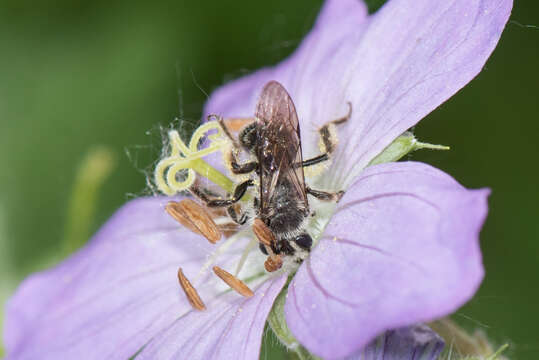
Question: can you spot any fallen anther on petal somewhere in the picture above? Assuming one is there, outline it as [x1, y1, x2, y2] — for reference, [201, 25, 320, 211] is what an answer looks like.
[212, 266, 254, 298]
[165, 199, 221, 243]
[177, 267, 206, 311]
[252, 218, 275, 247]
[264, 255, 283, 272]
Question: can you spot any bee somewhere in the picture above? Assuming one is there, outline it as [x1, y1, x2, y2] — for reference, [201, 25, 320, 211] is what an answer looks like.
[207, 81, 351, 270]
[169, 81, 350, 308]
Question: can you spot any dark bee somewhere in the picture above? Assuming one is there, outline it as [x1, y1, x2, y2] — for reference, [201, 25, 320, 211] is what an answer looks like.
[192, 81, 350, 267]
[249, 81, 347, 262]
[169, 82, 350, 309]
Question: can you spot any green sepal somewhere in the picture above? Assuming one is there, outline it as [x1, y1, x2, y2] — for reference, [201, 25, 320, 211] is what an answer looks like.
[432, 318, 510, 360]
[368, 131, 450, 167]
[439, 344, 509, 360]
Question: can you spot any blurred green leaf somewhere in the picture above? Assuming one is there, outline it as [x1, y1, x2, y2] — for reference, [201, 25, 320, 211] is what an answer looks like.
[63, 146, 116, 255]
[364, 0, 389, 13]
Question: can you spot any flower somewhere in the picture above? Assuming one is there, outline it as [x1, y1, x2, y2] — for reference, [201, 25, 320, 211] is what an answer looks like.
[3, 0, 511, 359]
[345, 325, 444, 360]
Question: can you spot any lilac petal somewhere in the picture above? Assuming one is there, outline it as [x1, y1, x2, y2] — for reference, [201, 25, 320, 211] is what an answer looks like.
[137, 274, 287, 360]
[285, 161, 489, 359]
[203, 0, 368, 149]
[329, 0, 512, 188]
[204, 0, 511, 186]
[204, 0, 368, 118]
[346, 325, 444, 360]
[3, 197, 239, 359]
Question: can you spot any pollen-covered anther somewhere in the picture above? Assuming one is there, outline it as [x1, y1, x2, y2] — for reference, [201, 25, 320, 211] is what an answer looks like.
[264, 255, 283, 272]
[252, 219, 283, 272]
[212, 266, 254, 298]
[177, 267, 206, 311]
[252, 218, 275, 247]
[165, 199, 221, 244]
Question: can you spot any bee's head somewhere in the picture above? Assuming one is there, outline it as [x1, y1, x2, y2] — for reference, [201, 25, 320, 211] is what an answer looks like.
[239, 122, 259, 151]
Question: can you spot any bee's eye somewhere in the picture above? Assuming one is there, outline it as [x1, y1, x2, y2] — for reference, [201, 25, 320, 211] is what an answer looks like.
[294, 233, 312, 250]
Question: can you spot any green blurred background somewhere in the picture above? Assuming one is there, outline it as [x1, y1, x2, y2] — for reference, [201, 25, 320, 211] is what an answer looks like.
[0, 0, 537, 358]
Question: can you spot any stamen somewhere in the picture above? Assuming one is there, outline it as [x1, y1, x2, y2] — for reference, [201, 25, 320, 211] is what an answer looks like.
[252, 218, 275, 247]
[195, 231, 243, 282]
[177, 267, 206, 311]
[234, 237, 258, 276]
[212, 266, 254, 298]
[166, 201, 202, 235]
[165, 200, 221, 244]
[264, 255, 283, 273]
[252, 219, 283, 272]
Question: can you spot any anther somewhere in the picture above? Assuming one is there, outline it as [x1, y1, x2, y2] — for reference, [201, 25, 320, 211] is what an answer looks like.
[264, 255, 283, 272]
[252, 219, 283, 272]
[221, 117, 255, 132]
[166, 200, 221, 243]
[212, 266, 254, 298]
[177, 267, 206, 311]
[252, 218, 275, 247]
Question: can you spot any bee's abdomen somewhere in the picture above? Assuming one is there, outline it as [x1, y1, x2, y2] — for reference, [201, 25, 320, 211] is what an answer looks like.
[268, 207, 305, 235]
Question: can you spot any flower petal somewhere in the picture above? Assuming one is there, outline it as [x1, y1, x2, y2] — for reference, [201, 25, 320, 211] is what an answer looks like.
[204, 0, 511, 187]
[137, 274, 287, 360]
[203, 0, 368, 148]
[328, 0, 512, 188]
[345, 325, 444, 360]
[285, 161, 488, 359]
[3, 197, 251, 359]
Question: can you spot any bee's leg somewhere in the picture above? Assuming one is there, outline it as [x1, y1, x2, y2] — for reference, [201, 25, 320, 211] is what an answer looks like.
[191, 180, 254, 208]
[189, 183, 220, 204]
[316, 101, 352, 154]
[301, 153, 329, 167]
[306, 186, 344, 202]
[227, 204, 249, 225]
[327, 101, 353, 126]
[227, 151, 258, 174]
[301, 102, 352, 168]
[215, 116, 259, 175]
[214, 115, 241, 149]
[212, 115, 256, 134]
[210, 114, 255, 148]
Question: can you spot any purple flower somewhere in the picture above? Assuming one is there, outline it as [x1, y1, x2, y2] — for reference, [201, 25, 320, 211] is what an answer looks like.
[345, 325, 444, 360]
[3, 0, 511, 359]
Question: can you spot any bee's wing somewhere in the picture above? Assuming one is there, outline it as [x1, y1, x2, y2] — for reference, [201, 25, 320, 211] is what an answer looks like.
[255, 81, 308, 218]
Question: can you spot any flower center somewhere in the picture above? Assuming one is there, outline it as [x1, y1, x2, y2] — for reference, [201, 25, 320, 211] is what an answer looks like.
[153, 119, 339, 309]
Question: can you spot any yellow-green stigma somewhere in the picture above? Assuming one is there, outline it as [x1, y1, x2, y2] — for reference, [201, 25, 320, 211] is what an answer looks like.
[154, 121, 236, 195]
